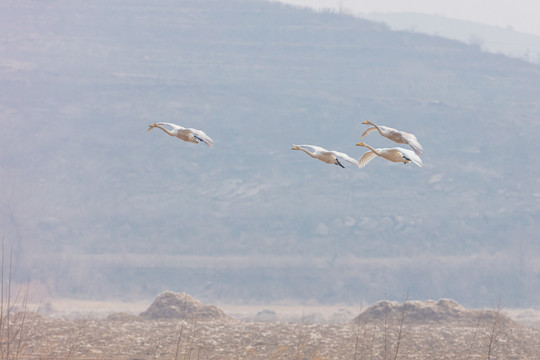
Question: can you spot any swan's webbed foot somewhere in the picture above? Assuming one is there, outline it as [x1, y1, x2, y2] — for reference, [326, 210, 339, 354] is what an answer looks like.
[336, 159, 345, 168]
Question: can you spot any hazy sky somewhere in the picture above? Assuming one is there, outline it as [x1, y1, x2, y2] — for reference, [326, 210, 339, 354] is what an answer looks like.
[276, 0, 540, 37]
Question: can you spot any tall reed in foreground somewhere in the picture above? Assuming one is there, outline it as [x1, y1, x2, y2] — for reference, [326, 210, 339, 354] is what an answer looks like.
[0, 239, 40, 360]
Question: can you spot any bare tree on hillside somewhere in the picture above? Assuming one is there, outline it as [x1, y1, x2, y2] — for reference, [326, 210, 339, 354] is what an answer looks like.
[486, 298, 505, 360]
[392, 294, 409, 360]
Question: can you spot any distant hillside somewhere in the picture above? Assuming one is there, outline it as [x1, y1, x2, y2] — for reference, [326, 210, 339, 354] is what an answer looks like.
[359, 12, 540, 64]
[355, 298, 517, 327]
[1, 0, 539, 307]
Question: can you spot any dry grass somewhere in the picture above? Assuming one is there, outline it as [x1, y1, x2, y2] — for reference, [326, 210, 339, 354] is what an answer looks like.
[15, 313, 540, 360]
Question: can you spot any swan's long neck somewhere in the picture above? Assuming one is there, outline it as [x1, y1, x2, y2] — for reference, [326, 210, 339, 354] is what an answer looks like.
[362, 143, 381, 155]
[154, 124, 175, 136]
[300, 148, 316, 158]
[367, 121, 384, 136]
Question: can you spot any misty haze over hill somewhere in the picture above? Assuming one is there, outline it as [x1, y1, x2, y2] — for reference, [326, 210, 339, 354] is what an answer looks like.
[358, 12, 540, 65]
[1, 0, 539, 308]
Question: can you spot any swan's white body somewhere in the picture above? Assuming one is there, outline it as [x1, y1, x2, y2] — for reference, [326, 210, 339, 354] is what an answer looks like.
[148, 122, 214, 147]
[361, 120, 423, 156]
[356, 142, 423, 168]
[292, 144, 359, 168]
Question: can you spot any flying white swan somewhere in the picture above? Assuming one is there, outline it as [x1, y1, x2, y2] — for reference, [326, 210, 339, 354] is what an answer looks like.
[147, 122, 214, 147]
[292, 144, 359, 168]
[356, 142, 423, 168]
[361, 120, 423, 156]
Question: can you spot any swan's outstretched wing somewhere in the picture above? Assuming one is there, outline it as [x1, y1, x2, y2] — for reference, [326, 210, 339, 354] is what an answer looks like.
[361, 127, 378, 139]
[396, 147, 423, 167]
[358, 151, 377, 168]
[401, 133, 424, 156]
[363, 121, 424, 156]
[383, 127, 424, 157]
[329, 151, 360, 166]
[187, 128, 214, 147]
